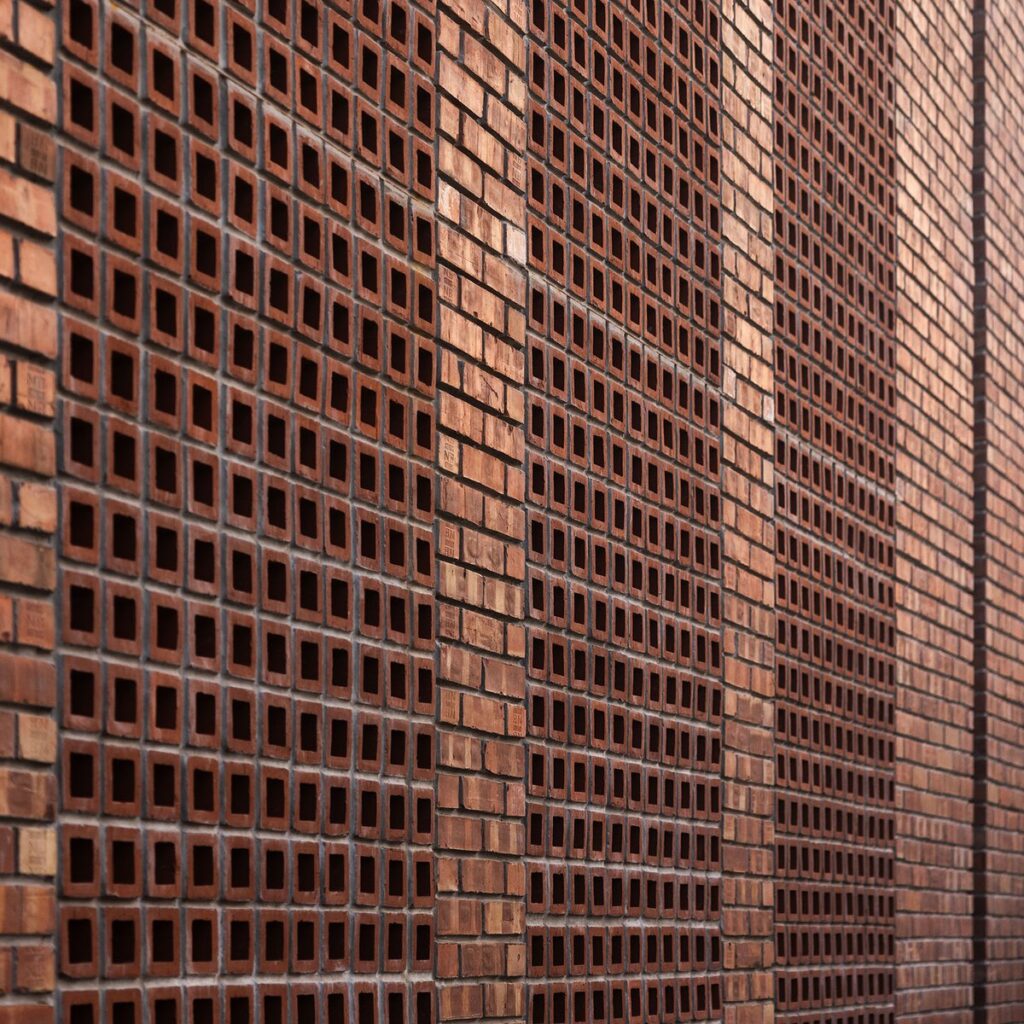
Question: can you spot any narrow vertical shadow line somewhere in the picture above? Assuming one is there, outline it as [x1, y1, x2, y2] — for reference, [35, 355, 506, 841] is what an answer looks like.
[970, 0, 989, 1018]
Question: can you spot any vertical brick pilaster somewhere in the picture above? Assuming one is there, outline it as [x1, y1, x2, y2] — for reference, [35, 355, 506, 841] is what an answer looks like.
[718, 0, 776, 1019]
[894, 0, 975, 1020]
[433, 2, 528, 1021]
[970, 0, 1024, 1018]
[0, 0, 59, 1020]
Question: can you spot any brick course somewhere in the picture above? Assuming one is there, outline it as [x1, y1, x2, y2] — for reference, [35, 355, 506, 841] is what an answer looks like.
[0, 0, 1022, 1021]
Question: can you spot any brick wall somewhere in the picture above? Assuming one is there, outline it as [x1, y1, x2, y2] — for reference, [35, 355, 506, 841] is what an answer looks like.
[0, 0, 60, 1021]
[893, 0, 974, 1020]
[773, 0, 899, 1020]
[717, 0, 775, 1020]
[521, 0, 727, 1021]
[55, 0, 440, 1020]
[433, 0, 527, 1019]
[1, 0, 1024, 1021]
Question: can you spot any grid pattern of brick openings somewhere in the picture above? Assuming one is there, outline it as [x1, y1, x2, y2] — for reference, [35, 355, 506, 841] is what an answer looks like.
[772, 0, 897, 1021]
[523, 0, 725, 1021]
[55, 0, 438, 1019]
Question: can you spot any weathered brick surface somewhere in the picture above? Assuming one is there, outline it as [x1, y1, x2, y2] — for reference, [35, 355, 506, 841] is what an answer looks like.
[1, 0, 1024, 1020]
[0, 1, 59, 1023]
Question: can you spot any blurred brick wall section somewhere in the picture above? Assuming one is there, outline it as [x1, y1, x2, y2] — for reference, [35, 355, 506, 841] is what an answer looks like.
[0, 0, 60, 1019]
[433, 0, 528, 1020]
[893, 0, 974, 1020]
[973, 0, 1024, 1019]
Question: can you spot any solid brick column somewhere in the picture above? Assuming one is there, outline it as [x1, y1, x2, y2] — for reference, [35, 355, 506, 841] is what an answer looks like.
[0, 0, 59, 1020]
[433, 2, 528, 1021]
[893, 0, 975, 1020]
[970, 0, 1024, 1018]
[718, 0, 776, 1019]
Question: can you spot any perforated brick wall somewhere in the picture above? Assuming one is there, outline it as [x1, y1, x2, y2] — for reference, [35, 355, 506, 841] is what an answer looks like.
[522, 0, 725, 1021]
[55, 0, 439, 1019]
[1, 0, 1024, 1022]
[772, 0, 900, 1021]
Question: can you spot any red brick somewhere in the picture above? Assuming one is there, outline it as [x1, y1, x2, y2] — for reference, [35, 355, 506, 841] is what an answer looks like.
[0, 415, 53, 475]
[0, 769, 53, 820]
[0, 168, 54, 238]
[0, 293, 55, 357]
[13, 945, 53, 992]
[0, 537, 53, 591]
[0, 52, 55, 123]
[15, 5, 55, 65]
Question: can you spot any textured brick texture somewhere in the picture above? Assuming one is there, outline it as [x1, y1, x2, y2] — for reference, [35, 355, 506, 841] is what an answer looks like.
[522, 2, 725, 1023]
[55, 0, 439, 1022]
[434, 0, 527, 1019]
[718, 0, 774, 1021]
[0, 0, 1023, 1021]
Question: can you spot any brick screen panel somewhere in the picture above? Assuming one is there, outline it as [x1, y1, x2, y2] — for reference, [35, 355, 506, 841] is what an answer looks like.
[772, 0, 898, 1021]
[55, 0, 439, 1020]
[522, 1, 726, 1022]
